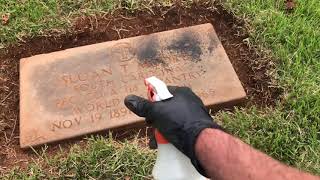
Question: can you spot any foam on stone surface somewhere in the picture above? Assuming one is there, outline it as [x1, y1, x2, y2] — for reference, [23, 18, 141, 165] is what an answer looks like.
[20, 23, 246, 148]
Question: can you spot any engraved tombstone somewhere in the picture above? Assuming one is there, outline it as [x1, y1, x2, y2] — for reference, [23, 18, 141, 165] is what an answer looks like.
[20, 23, 246, 148]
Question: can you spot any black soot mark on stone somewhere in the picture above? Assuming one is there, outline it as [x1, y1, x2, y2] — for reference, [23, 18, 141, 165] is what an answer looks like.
[167, 32, 202, 62]
[207, 30, 219, 53]
[136, 36, 165, 65]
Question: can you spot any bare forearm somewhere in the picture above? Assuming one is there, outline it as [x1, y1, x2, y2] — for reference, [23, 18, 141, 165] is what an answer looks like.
[195, 128, 319, 180]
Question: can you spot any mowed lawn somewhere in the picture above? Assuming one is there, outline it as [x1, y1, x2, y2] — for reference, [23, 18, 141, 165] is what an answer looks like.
[1, 0, 319, 179]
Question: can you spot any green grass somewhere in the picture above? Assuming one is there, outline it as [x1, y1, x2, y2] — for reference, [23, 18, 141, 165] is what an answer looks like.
[0, 0, 174, 48]
[1, 0, 320, 178]
[0, 0, 115, 47]
[3, 136, 155, 179]
[220, 0, 320, 173]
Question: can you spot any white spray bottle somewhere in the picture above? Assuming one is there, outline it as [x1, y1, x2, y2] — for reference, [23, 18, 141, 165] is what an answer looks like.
[144, 76, 207, 180]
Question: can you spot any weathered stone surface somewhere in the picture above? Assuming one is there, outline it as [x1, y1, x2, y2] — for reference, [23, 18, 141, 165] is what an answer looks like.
[20, 23, 246, 148]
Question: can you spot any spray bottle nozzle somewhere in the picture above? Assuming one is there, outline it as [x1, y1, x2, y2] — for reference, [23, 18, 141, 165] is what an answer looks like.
[145, 76, 173, 102]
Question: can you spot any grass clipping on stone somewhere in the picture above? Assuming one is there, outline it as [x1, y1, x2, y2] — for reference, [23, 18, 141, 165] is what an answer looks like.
[4, 135, 155, 179]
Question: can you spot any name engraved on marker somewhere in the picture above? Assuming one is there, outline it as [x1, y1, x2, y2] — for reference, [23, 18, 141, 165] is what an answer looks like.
[49, 52, 207, 133]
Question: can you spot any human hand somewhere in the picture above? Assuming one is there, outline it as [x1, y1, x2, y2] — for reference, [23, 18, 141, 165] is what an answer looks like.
[124, 86, 222, 175]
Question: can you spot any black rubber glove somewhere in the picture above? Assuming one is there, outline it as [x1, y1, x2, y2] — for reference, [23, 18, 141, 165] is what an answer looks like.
[124, 86, 222, 177]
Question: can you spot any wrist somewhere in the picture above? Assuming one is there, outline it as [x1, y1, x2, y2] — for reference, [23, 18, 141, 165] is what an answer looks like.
[188, 128, 221, 177]
[195, 128, 220, 154]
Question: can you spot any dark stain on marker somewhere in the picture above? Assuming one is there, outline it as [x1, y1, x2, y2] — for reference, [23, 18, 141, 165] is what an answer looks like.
[208, 31, 219, 53]
[167, 32, 202, 62]
[136, 36, 165, 65]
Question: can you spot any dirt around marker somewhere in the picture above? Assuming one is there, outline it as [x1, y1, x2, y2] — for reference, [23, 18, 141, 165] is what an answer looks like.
[19, 23, 246, 148]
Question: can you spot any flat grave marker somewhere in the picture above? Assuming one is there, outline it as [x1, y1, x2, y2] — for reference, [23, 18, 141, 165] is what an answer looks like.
[20, 23, 246, 148]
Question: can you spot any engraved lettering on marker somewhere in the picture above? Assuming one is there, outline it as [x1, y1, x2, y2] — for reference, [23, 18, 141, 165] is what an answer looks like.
[79, 83, 89, 91]
[111, 42, 136, 62]
[51, 121, 62, 132]
[72, 106, 82, 115]
[110, 106, 132, 119]
[51, 117, 81, 131]
[63, 120, 72, 128]
[110, 89, 118, 96]
[96, 101, 105, 111]
[60, 65, 113, 86]
[70, 98, 120, 114]
[120, 73, 139, 84]
[91, 71, 101, 81]
[90, 112, 102, 123]
[78, 73, 88, 81]
[86, 103, 95, 112]
[195, 88, 215, 99]
[120, 64, 129, 73]
[74, 117, 81, 125]
[189, 72, 197, 80]
[61, 74, 78, 85]
[101, 65, 112, 76]
[125, 84, 138, 93]
[55, 96, 74, 109]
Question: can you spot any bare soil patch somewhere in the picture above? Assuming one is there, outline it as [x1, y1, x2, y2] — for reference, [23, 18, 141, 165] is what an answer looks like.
[0, 5, 280, 173]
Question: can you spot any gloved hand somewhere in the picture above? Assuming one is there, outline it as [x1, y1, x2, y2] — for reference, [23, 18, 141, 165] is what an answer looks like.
[124, 86, 222, 176]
